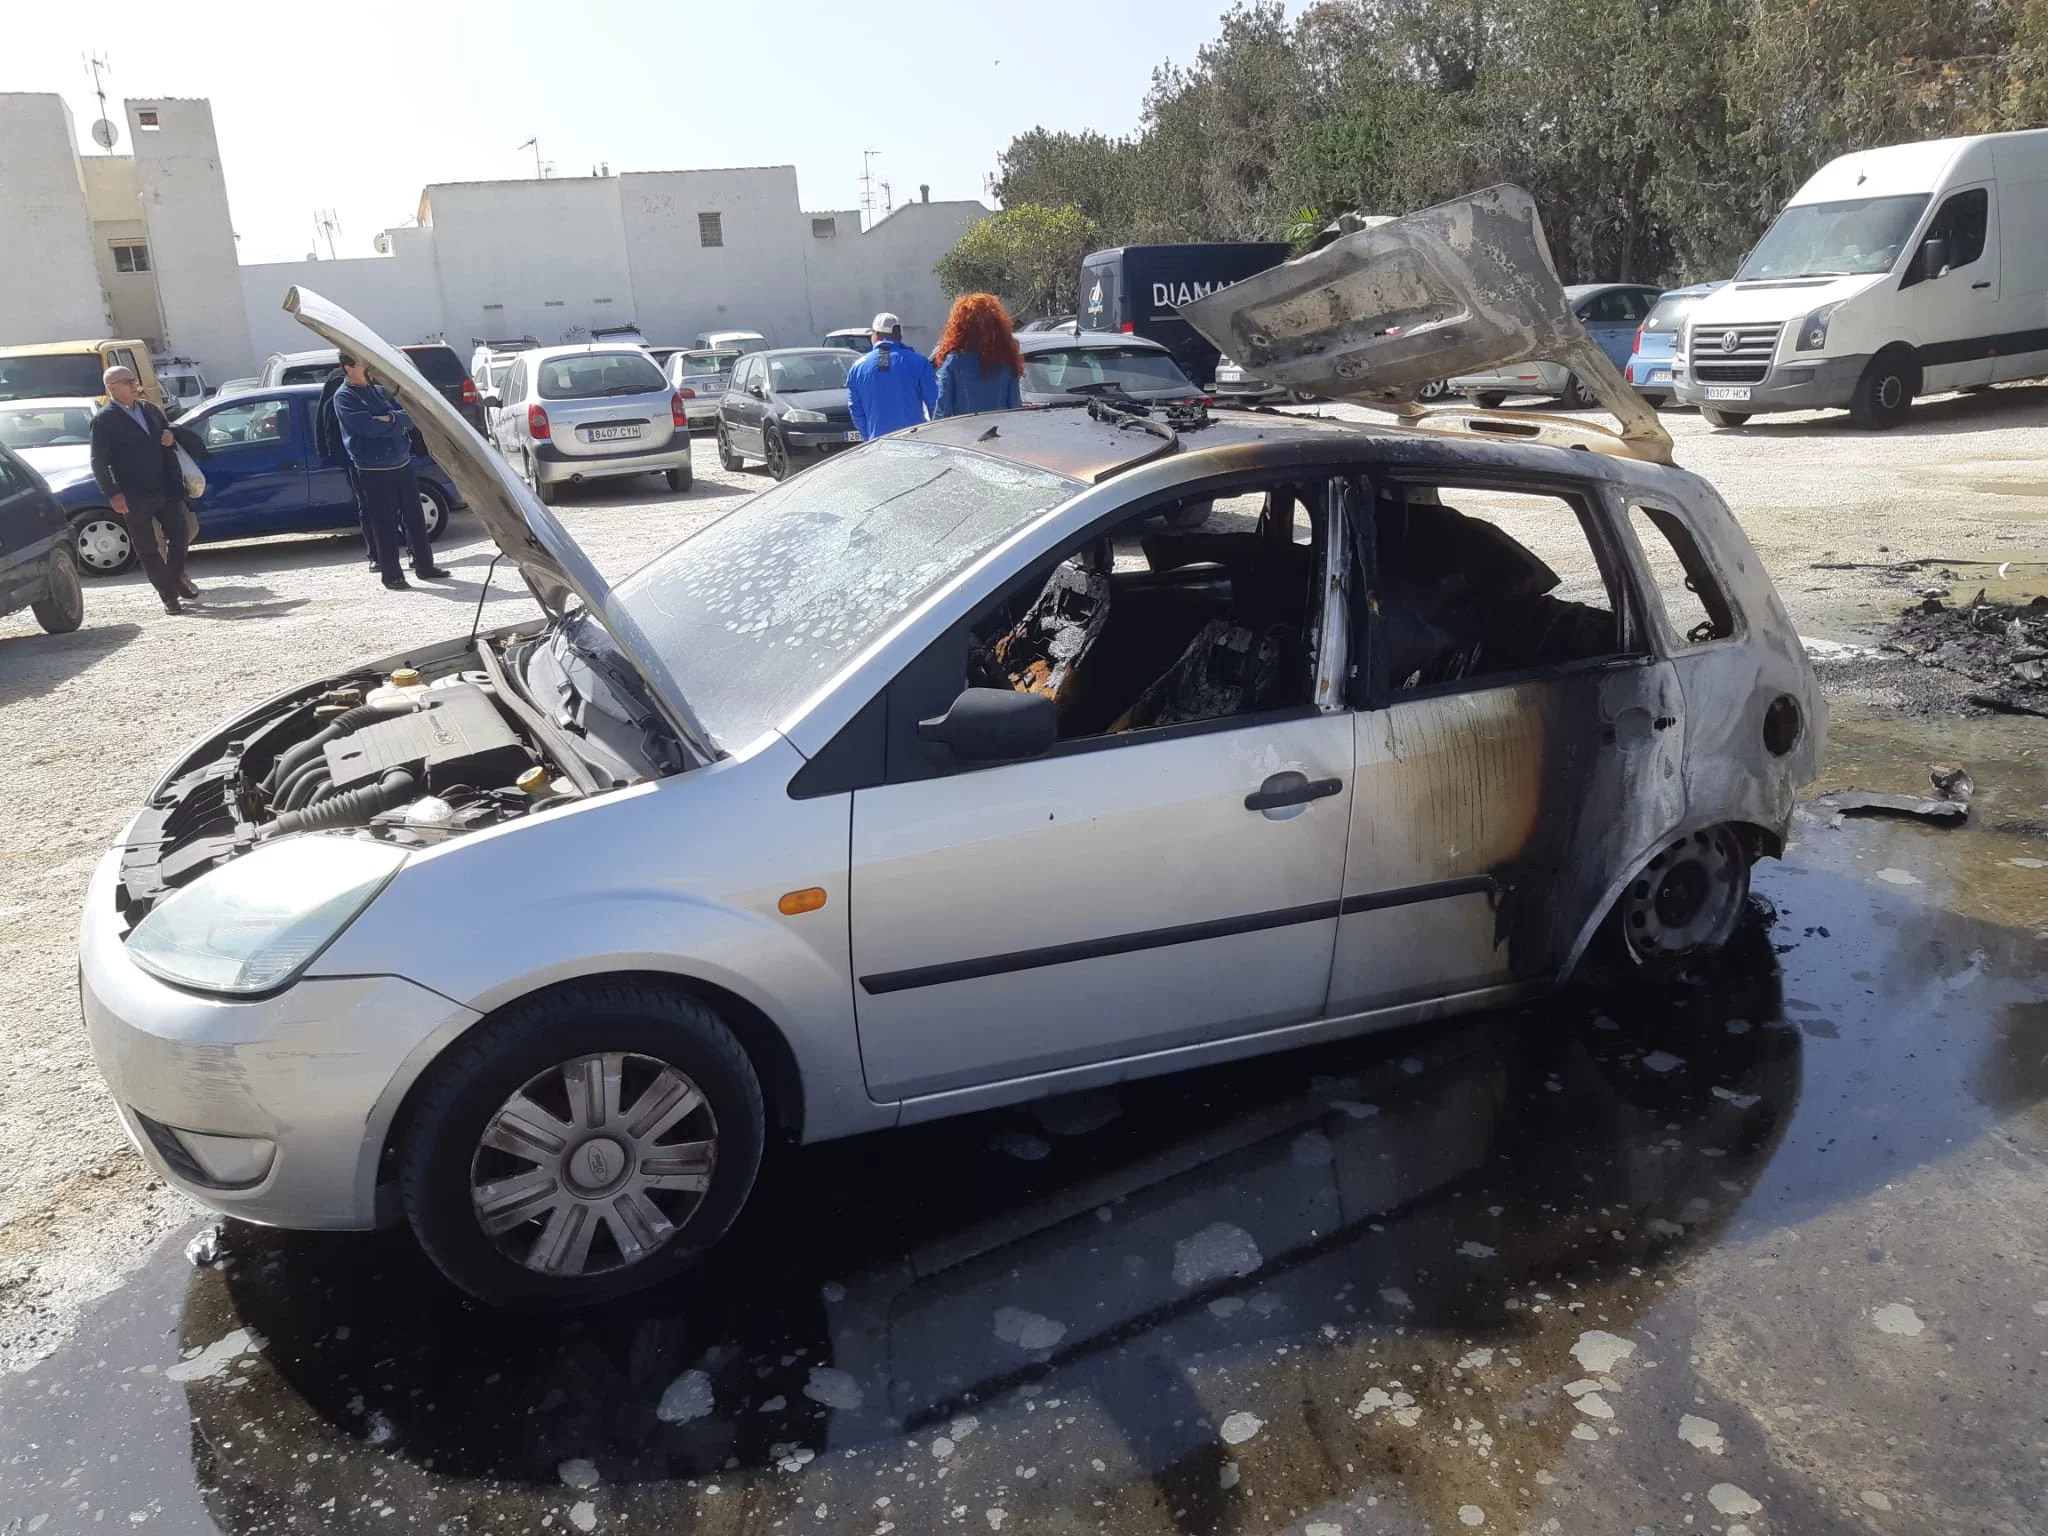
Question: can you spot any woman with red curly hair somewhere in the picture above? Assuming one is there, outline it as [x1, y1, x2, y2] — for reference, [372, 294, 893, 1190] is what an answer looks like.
[932, 292, 1025, 418]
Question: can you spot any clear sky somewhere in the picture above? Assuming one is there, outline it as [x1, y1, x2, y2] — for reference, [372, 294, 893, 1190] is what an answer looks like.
[3, 0, 1244, 265]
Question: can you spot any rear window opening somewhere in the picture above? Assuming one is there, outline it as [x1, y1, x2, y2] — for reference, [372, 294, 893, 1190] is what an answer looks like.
[1629, 503, 1737, 644]
[678, 352, 740, 377]
[402, 345, 470, 387]
[967, 478, 1327, 742]
[536, 352, 668, 400]
[1364, 480, 1631, 696]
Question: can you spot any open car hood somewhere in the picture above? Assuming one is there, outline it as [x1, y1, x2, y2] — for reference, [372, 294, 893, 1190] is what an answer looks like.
[285, 287, 719, 764]
[1178, 185, 1673, 464]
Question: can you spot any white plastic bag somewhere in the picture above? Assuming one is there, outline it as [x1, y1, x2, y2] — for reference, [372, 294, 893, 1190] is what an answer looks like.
[175, 443, 206, 500]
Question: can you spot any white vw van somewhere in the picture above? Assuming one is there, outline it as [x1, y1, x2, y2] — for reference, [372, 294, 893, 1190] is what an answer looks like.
[1674, 130, 2048, 428]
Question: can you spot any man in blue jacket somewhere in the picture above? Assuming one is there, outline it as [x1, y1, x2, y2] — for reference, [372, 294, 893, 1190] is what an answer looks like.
[332, 353, 447, 590]
[846, 312, 936, 440]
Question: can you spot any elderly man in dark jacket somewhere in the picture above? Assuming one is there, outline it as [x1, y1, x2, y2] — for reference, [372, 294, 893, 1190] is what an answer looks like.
[88, 366, 201, 614]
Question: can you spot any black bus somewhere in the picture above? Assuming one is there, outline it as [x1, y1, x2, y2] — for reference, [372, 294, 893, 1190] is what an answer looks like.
[1077, 241, 1292, 385]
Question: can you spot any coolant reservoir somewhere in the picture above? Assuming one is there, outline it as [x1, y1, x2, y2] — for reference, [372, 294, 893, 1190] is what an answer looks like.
[366, 667, 430, 712]
[402, 796, 458, 838]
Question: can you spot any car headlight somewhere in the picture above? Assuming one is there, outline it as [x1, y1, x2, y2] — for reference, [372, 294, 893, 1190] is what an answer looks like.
[1794, 303, 1841, 353]
[127, 835, 406, 995]
[783, 409, 828, 423]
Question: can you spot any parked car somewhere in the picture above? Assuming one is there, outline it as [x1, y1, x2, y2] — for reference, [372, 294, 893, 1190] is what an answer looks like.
[1018, 331, 1210, 410]
[152, 355, 211, 415]
[398, 343, 487, 433]
[665, 349, 742, 429]
[715, 348, 858, 480]
[259, 348, 341, 387]
[1675, 129, 2048, 429]
[470, 338, 540, 389]
[1016, 314, 1079, 333]
[0, 442, 84, 634]
[821, 328, 871, 353]
[694, 329, 769, 356]
[74, 208, 1821, 1307]
[487, 344, 692, 504]
[0, 340, 165, 412]
[0, 388, 463, 577]
[214, 376, 260, 399]
[1450, 283, 1663, 408]
[1625, 283, 1727, 405]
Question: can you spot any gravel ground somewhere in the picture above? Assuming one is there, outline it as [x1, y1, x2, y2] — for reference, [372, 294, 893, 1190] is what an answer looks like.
[3, 387, 2046, 1371]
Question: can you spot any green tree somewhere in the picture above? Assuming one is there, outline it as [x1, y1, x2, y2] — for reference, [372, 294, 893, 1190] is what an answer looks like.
[935, 204, 1103, 320]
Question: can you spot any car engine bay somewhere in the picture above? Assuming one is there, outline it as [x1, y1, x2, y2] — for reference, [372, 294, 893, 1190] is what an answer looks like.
[112, 631, 669, 927]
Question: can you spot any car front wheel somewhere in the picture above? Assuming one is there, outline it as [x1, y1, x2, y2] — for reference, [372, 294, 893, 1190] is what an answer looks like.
[1563, 374, 1597, 410]
[74, 513, 134, 576]
[400, 979, 765, 1307]
[763, 424, 790, 481]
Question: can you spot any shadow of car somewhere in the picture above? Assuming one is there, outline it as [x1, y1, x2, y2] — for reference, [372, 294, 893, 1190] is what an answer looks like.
[6, 388, 464, 577]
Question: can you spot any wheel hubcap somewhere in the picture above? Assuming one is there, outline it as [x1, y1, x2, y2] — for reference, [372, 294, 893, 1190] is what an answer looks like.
[1621, 826, 1745, 961]
[470, 1051, 717, 1277]
[419, 494, 441, 535]
[1878, 375, 1904, 409]
[78, 519, 131, 570]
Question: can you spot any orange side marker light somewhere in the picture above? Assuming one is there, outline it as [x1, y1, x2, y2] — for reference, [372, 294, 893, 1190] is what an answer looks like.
[779, 887, 828, 916]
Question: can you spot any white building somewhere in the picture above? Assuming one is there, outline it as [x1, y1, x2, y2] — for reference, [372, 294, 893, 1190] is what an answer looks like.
[0, 93, 253, 385]
[0, 89, 988, 385]
[241, 168, 987, 361]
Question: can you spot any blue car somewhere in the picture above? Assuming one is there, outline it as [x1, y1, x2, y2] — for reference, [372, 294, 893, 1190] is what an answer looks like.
[0, 386, 465, 578]
[1626, 281, 1727, 405]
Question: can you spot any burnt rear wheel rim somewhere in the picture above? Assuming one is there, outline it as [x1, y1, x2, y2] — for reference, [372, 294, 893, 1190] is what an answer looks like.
[1621, 825, 1746, 962]
[470, 1051, 718, 1277]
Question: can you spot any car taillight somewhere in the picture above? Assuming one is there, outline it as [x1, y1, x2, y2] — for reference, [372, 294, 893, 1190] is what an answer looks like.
[671, 391, 687, 428]
[1119, 322, 1135, 334]
[1632, 325, 1644, 355]
[461, 377, 478, 404]
[677, 387, 697, 399]
[527, 404, 550, 439]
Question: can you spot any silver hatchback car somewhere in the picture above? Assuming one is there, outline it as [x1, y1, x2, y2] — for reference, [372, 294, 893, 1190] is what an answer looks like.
[78, 192, 1822, 1307]
[486, 344, 691, 503]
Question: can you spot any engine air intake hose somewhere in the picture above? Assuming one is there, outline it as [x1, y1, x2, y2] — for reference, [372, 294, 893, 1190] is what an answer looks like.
[265, 698, 417, 791]
[258, 769, 417, 839]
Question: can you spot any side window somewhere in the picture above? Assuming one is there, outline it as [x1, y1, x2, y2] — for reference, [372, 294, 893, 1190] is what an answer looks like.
[1628, 503, 1737, 645]
[1365, 478, 1633, 696]
[203, 398, 291, 450]
[0, 453, 27, 496]
[948, 477, 1332, 749]
[1619, 290, 1655, 322]
[1925, 187, 1988, 269]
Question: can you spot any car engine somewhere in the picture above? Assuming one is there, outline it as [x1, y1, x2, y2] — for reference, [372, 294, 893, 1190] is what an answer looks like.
[113, 649, 592, 926]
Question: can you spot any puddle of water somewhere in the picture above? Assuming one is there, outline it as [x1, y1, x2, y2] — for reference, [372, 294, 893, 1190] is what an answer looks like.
[2, 837, 2042, 1533]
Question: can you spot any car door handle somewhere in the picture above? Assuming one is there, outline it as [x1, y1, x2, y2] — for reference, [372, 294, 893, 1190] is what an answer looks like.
[1244, 775, 1343, 812]
[277, 459, 299, 470]
[1972, 280, 1991, 289]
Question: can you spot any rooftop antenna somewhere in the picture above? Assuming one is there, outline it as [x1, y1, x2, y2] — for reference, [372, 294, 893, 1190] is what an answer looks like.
[84, 52, 118, 151]
[314, 208, 341, 260]
[859, 149, 881, 230]
[879, 179, 893, 215]
[516, 137, 543, 178]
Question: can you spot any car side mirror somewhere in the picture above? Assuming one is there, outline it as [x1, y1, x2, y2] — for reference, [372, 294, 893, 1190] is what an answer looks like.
[481, 394, 501, 410]
[918, 687, 1056, 764]
[1921, 236, 1951, 279]
[749, 383, 766, 398]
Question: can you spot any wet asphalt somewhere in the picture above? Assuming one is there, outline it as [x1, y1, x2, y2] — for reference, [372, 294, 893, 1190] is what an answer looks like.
[2, 702, 2043, 1536]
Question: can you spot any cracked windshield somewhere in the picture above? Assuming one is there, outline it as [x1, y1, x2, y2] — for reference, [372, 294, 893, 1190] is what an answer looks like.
[2, 5, 2045, 1536]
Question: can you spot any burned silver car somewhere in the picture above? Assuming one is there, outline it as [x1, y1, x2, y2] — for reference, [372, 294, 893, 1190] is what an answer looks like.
[77, 189, 1822, 1307]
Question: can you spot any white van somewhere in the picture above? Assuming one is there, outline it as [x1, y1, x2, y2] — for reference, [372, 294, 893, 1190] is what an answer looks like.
[1674, 129, 2048, 428]
[693, 329, 769, 356]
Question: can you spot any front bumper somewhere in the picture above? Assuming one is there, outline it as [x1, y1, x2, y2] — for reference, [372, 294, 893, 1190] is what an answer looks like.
[78, 845, 482, 1230]
[1672, 352, 1868, 414]
[784, 424, 861, 452]
[532, 437, 692, 485]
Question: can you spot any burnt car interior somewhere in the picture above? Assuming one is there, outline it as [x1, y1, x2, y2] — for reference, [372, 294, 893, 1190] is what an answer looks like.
[968, 476, 1328, 739]
[1358, 477, 1633, 699]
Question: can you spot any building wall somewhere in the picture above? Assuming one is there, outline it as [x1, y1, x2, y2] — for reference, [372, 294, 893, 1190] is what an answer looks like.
[426, 178, 637, 350]
[621, 166, 821, 347]
[242, 225, 445, 362]
[127, 98, 253, 380]
[0, 94, 112, 345]
[809, 200, 991, 352]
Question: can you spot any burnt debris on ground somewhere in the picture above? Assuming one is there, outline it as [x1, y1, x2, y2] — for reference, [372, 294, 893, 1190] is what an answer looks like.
[1884, 589, 2048, 717]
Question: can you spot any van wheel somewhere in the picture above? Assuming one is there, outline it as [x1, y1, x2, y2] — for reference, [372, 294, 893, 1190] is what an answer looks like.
[400, 979, 766, 1307]
[32, 547, 84, 634]
[1849, 349, 1918, 429]
[1699, 406, 1751, 429]
[1595, 825, 1752, 980]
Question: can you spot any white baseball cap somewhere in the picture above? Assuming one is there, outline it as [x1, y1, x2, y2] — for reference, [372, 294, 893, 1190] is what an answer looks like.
[871, 311, 901, 334]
